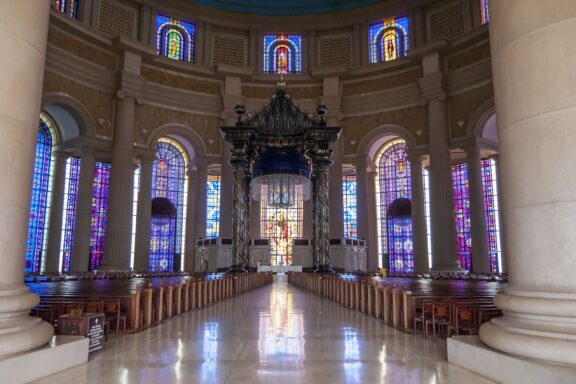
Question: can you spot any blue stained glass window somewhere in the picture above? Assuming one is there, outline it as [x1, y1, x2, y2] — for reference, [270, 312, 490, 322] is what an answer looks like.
[263, 34, 302, 74]
[481, 0, 490, 24]
[150, 138, 188, 272]
[206, 175, 221, 238]
[481, 158, 502, 273]
[56, 0, 79, 19]
[423, 167, 432, 269]
[25, 114, 56, 273]
[343, 175, 358, 239]
[60, 157, 81, 273]
[155, 14, 195, 63]
[452, 163, 472, 271]
[89, 162, 111, 270]
[369, 17, 409, 64]
[375, 138, 413, 273]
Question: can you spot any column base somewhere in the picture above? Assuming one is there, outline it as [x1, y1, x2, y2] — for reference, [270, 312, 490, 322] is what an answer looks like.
[479, 290, 576, 366]
[226, 264, 248, 274]
[448, 336, 576, 384]
[314, 264, 335, 274]
[0, 335, 88, 384]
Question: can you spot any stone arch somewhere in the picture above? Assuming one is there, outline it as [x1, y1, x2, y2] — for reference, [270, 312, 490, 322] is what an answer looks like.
[41, 92, 96, 141]
[357, 124, 417, 164]
[147, 123, 208, 166]
[466, 98, 497, 143]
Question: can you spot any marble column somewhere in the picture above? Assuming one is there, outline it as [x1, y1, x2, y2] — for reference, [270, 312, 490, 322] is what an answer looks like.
[356, 158, 378, 271]
[421, 58, 460, 272]
[184, 167, 198, 272]
[407, 152, 429, 273]
[71, 149, 96, 272]
[133, 154, 155, 272]
[465, 145, 490, 274]
[44, 152, 68, 273]
[302, 198, 313, 240]
[329, 139, 344, 239]
[219, 146, 234, 239]
[0, 1, 53, 357]
[101, 60, 142, 271]
[194, 165, 208, 241]
[479, 0, 576, 365]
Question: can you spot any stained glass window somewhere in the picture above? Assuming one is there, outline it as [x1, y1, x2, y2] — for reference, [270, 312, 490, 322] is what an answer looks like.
[481, 0, 490, 24]
[25, 114, 56, 273]
[89, 162, 111, 271]
[56, 0, 79, 19]
[130, 166, 140, 269]
[206, 175, 221, 238]
[263, 34, 302, 74]
[343, 175, 358, 239]
[156, 14, 195, 63]
[369, 17, 409, 64]
[375, 138, 413, 273]
[60, 157, 81, 273]
[452, 163, 472, 271]
[481, 158, 502, 273]
[423, 167, 432, 269]
[150, 138, 188, 272]
[261, 185, 303, 266]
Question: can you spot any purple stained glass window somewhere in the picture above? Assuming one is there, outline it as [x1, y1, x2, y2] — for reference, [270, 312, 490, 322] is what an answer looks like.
[60, 157, 81, 273]
[89, 162, 111, 270]
[150, 139, 187, 272]
[376, 139, 413, 273]
[481, 158, 502, 272]
[56, 0, 79, 19]
[343, 175, 358, 239]
[263, 34, 302, 74]
[25, 115, 55, 273]
[481, 0, 490, 24]
[155, 14, 195, 63]
[452, 163, 472, 271]
[206, 175, 221, 238]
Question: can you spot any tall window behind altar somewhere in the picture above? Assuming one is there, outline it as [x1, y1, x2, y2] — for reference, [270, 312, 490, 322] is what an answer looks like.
[368, 16, 409, 64]
[260, 185, 303, 266]
[375, 138, 414, 273]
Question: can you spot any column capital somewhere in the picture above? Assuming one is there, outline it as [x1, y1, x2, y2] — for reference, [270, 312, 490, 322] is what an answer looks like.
[418, 72, 446, 102]
[406, 150, 424, 164]
[354, 156, 376, 173]
[137, 152, 157, 165]
[52, 150, 70, 161]
[116, 70, 144, 100]
[463, 143, 482, 156]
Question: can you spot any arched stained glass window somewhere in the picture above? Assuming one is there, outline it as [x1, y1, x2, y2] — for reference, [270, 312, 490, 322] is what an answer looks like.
[375, 138, 413, 272]
[206, 175, 221, 239]
[150, 138, 188, 272]
[156, 14, 195, 63]
[482, 158, 502, 272]
[481, 0, 490, 24]
[260, 185, 303, 266]
[451, 159, 503, 272]
[25, 114, 56, 273]
[452, 163, 472, 271]
[89, 162, 111, 270]
[263, 34, 302, 74]
[56, 0, 79, 19]
[343, 175, 358, 239]
[59, 159, 111, 272]
[369, 17, 409, 64]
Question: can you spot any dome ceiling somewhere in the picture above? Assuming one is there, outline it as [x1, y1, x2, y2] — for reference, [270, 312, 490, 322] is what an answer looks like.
[181, 0, 384, 15]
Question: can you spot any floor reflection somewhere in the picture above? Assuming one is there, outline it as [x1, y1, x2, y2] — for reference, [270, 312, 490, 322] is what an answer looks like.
[258, 275, 305, 370]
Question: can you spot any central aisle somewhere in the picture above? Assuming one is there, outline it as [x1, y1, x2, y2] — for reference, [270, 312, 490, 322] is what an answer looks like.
[35, 275, 493, 384]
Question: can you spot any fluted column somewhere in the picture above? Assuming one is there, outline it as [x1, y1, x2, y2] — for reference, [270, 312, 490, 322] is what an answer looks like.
[465, 145, 490, 274]
[133, 154, 155, 272]
[71, 149, 96, 272]
[420, 57, 461, 272]
[101, 57, 142, 271]
[184, 167, 198, 272]
[44, 151, 68, 273]
[0, 1, 53, 357]
[329, 139, 344, 239]
[356, 158, 378, 271]
[219, 145, 234, 239]
[407, 152, 429, 273]
[194, 164, 208, 240]
[479, 0, 576, 365]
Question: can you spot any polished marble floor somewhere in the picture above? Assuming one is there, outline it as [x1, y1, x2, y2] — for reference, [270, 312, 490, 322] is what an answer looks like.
[35, 275, 494, 384]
